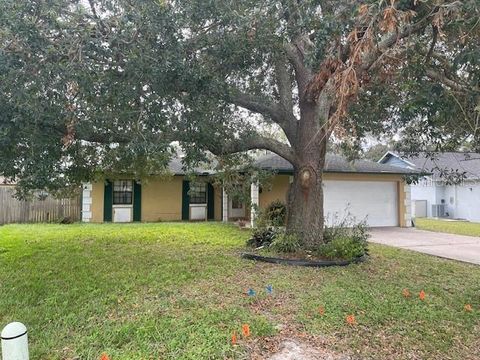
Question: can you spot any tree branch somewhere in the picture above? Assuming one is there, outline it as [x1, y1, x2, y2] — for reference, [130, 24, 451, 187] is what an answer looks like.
[285, 41, 313, 94]
[425, 68, 480, 94]
[226, 89, 297, 143]
[274, 56, 294, 113]
[281, 0, 313, 94]
[360, 10, 437, 73]
[208, 134, 296, 165]
[227, 91, 281, 121]
[273, 56, 298, 141]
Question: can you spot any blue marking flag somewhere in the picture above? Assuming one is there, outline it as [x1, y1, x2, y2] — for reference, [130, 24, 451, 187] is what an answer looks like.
[247, 288, 256, 297]
[266, 285, 273, 295]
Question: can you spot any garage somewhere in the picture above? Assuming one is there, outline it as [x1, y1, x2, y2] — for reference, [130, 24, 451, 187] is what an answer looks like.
[324, 180, 398, 227]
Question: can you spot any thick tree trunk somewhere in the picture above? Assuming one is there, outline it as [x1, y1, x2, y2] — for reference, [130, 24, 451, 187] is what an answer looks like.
[287, 167, 324, 248]
[285, 93, 330, 248]
[286, 147, 327, 248]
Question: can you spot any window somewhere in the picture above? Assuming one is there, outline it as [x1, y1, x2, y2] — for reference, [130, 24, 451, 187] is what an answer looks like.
[189, 182, 207, 204]
[231, 197, 243, 209]
[113, 180, 133, 205]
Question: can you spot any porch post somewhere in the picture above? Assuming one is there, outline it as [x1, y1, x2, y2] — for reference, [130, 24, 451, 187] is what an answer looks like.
[222, 187, 228, 222]
[250, 182, 259, 228]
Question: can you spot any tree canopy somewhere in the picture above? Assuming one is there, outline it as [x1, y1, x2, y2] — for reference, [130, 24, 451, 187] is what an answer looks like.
[1, 0, 479, 235]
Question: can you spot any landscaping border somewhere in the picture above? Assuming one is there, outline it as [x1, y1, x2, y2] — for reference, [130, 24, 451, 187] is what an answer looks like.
[241, 253, 368, 267]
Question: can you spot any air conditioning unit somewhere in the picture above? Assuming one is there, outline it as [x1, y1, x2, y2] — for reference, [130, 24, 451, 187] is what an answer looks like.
[432, 204, 446, 218]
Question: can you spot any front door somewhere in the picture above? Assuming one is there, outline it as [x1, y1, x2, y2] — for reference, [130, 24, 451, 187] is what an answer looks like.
[229, 197, 245, 219]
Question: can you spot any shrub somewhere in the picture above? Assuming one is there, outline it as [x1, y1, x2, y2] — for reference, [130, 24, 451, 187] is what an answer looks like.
[246, 227, 279, 248]
[260, 200, 287, 226]
[270, 233, 301, 253]
[323, 212, 370, 244]
[247, 200, 286, 248]
[319, 211, 369, 260]
[317, 236, 367, 260]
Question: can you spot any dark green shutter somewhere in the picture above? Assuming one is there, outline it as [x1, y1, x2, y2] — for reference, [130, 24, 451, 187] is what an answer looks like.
[182, 180, 190, 220]
[133, 181, 142, 222]
[103, 180, 113, 222]
[207, 183, 214, 220]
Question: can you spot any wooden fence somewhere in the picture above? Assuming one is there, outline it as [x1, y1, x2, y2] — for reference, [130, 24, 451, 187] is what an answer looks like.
[0, 186, 81, 225]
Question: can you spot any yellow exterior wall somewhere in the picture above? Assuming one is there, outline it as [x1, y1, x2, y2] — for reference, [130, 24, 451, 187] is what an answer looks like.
[258, 173, 408, 227]
[91, 181, 105, 223]
[141, 176, 183, 221]
[89, 176, 220, 222]
[259, 175, 290, 208]
[89, 172, 408, 226]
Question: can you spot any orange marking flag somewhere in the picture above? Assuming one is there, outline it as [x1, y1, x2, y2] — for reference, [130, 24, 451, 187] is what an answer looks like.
[346, 314, 356, 325]
[419, 290, 426, 301]
[242, 324, 250, 337]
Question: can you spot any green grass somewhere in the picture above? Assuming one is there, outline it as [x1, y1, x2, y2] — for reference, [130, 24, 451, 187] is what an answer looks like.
[416, 218, 480, 237]
[0, 223, 479, 359]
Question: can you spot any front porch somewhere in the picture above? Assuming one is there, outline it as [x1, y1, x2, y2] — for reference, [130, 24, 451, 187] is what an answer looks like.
[221, 182, 259, 227]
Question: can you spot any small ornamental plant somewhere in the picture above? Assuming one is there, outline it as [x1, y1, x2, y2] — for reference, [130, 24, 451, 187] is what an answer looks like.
[346, 314, 356, 325]
[419, 290, 426, 301]
[464, 304, 473, 312]
[402, 288, 410, 298]
[242, 324, 251, 337]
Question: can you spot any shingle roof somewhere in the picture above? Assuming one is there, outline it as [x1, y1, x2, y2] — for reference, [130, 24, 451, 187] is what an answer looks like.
[255, 152, 419, 174]
[167, 158, 216, 175]
[401, 152, 480, 180]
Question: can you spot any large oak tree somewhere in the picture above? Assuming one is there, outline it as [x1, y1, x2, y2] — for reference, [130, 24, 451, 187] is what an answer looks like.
[1, 0, 479, 246]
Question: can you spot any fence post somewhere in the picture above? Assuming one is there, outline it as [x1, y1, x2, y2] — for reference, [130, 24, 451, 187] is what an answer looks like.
[1, 322, 29, 360]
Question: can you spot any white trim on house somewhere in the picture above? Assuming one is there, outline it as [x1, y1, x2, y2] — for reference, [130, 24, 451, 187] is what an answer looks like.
[250, 182, 259, 227]
[222, 188, 228, 222]
[81, 182, 92, 222]
[378, 151, 417, 169]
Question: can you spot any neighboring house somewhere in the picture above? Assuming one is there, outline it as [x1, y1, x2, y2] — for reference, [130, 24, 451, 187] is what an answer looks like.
[379, 151, 480, 222]
[82, 152, 417, 227]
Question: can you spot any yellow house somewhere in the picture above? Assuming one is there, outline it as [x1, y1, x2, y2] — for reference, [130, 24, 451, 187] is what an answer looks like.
[81, 153, 416, 227]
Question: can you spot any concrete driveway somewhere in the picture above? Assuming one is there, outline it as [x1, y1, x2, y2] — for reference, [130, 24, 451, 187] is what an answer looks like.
[369, 227, 480, 265]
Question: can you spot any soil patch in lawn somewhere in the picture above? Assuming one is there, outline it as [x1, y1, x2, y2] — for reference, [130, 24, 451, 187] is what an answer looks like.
[250, 337, 351, 360]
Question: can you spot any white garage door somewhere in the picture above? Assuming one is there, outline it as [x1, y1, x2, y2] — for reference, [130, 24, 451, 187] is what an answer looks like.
[324, 180, 398, 227]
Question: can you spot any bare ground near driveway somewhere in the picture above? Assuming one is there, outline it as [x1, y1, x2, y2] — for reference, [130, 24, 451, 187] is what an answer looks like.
[370, 227, 480, 265]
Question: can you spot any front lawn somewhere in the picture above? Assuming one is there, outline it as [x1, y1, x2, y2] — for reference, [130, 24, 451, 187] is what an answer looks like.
[416, 218, 480, 237]
[0, 223, 479, 359]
